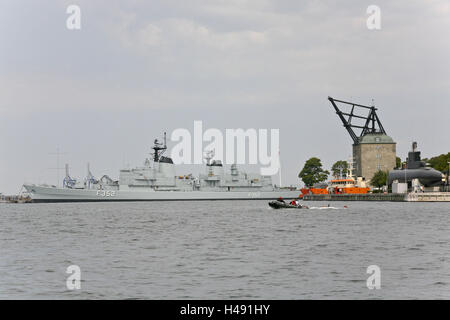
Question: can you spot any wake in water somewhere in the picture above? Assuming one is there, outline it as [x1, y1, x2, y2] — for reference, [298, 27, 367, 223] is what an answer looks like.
[267, 205, 348, 210]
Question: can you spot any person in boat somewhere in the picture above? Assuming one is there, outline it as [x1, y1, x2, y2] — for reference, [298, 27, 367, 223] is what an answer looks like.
[278, 197, 285, 203]
[290, 199, 297, 206]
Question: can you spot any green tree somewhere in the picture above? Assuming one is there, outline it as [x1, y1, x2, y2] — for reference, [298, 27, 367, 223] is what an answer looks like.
[370, 170, 388, 189]
[424, 152, 450, 173]
[298, 157, 330, 187]
[395, 157, 402, 169]
[331, 160, 348, 178]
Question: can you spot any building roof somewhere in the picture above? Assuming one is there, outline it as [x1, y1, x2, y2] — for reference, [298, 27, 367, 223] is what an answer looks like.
[358, 134, 395, 144]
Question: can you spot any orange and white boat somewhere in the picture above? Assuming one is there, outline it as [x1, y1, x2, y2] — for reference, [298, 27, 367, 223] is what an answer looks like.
[328, 178, 370, 194]
[300, 183, 328, 196]
[300, 158, 370, 195]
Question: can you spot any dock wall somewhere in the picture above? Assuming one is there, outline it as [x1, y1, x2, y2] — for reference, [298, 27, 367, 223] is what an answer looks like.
[302, 194, 406, 201]
[405, 192, 450, 202]
[302, 192, 450, 202]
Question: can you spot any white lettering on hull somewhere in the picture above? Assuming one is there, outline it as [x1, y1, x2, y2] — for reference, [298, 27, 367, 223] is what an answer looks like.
[96, 190, 117, 197]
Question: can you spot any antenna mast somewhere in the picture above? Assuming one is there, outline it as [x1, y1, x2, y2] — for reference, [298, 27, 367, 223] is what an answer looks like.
[48, 147, 67, 187]
[151, 132, 168, 162]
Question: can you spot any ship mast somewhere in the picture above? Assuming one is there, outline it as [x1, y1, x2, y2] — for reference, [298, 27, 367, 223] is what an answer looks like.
[204, 150, 214, 166]
[151, 132, 167, 162]
[49, 147, 68, 187]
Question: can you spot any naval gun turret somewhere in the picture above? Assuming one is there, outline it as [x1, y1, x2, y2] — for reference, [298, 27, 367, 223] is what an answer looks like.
[388, 142, 445, 187]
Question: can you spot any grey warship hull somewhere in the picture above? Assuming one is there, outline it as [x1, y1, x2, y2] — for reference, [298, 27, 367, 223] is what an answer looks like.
[24, 133, 300, 203]
[23, 185, 300, 203]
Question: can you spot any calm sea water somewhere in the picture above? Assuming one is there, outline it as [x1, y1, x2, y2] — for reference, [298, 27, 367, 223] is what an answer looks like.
[0, 200, 449, 299]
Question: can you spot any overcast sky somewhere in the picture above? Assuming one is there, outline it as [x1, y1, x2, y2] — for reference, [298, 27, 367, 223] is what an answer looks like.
[1, 0, 449, 194]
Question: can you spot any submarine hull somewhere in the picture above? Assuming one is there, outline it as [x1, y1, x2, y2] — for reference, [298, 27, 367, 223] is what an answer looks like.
[388, 168, 444, 187]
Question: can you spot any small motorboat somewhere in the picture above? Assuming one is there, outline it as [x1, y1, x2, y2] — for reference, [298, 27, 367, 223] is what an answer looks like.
[268, 200, 308, 209]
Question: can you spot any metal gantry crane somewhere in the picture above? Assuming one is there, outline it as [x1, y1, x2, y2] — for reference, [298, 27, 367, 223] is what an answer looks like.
[328, 96, 387, 144]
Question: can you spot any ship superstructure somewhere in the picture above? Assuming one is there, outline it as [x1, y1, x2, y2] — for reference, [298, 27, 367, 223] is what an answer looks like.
[23, 133, 299, 202]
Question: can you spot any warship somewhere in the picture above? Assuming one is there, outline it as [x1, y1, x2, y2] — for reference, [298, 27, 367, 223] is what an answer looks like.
[23, 133, 300, 202]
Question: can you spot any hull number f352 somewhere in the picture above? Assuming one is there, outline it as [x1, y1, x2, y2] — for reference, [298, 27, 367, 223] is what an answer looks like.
[96, 190, 116, 197]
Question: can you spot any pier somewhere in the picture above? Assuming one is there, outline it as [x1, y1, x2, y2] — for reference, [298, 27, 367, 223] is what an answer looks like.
[405, 192, 450, 202]
[302, 192, 450, 202]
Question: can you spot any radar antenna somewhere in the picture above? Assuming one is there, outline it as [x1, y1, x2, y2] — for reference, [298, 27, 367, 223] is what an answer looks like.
[151, 132, 167, 162]
[328, 96, 387, 145]
[204, 150, 215, 166]
[63, 164, 77, 188]
[85, 163, 97, 188]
